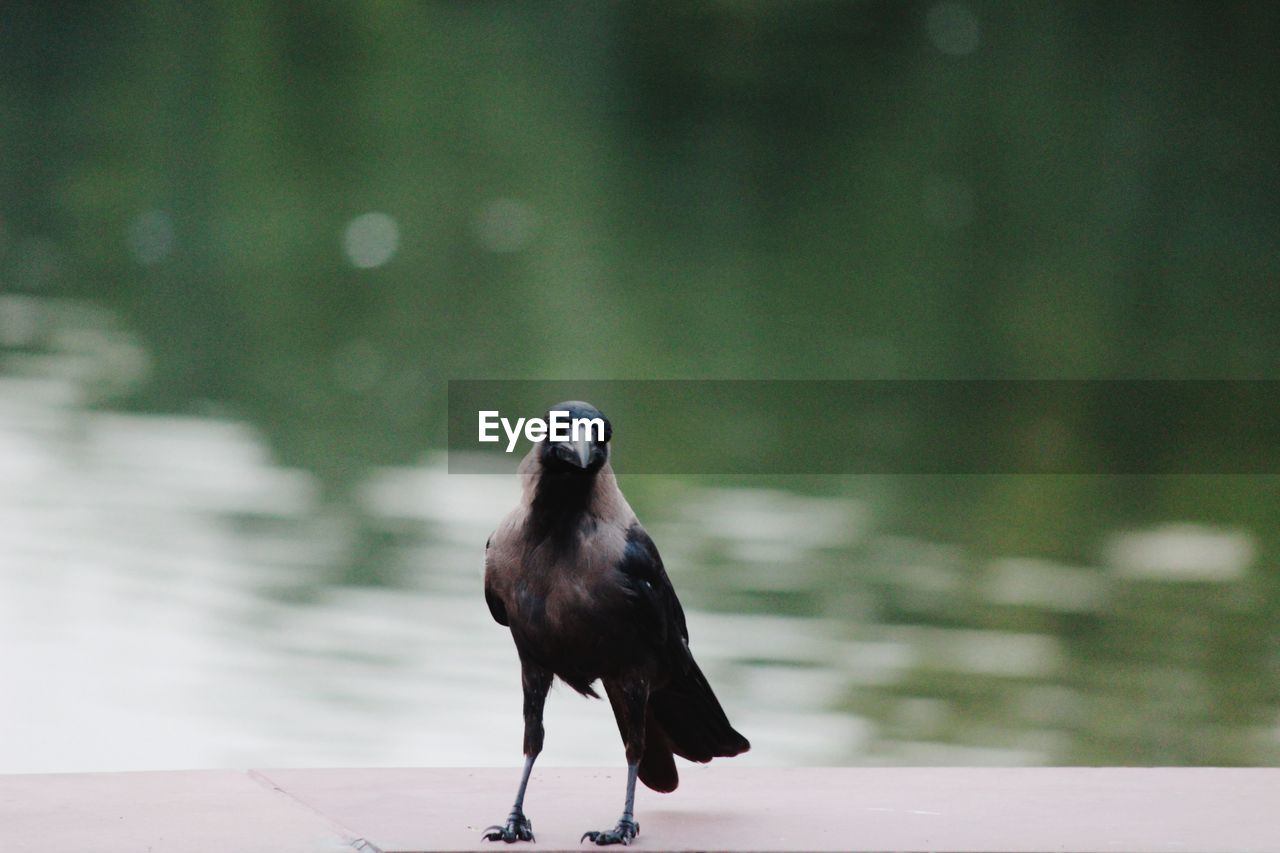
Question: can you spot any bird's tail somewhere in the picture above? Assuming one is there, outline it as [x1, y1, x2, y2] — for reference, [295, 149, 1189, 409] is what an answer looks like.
[638, 658, 750, 793]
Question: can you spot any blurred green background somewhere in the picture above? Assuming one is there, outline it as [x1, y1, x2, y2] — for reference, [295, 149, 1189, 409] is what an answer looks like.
[1, 2, 1277, 772]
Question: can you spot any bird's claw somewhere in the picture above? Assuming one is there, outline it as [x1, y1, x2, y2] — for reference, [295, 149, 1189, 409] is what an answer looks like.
[581, 817, 639, 846]
[482, 812, 535, 843]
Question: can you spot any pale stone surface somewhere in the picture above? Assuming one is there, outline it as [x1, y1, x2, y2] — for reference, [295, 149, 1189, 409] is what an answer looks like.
[5, 767, 1280, 852]
[258, 766, 1280, 852]
[0, 769, 359, 853]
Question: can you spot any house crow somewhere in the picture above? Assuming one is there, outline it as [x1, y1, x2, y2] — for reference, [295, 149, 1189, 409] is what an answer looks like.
[481, 401, 749, 846]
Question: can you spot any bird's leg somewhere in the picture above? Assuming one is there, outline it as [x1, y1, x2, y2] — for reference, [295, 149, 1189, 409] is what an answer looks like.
[582, 681, 646, 846]
[483, 754, 536, 843]
[483, 664, 551, 844]
[580, 762, 640, 846]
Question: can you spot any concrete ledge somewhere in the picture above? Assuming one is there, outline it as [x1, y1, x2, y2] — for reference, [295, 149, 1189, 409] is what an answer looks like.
[3, 767, 1279, 852]
[0, 769, 362, 853]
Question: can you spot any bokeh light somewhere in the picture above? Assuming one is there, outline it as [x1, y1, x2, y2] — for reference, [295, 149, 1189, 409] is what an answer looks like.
[342, 212, 400, 269]
[473, 198, 537, 254]
[126, 210, 176, 266]
[926, 3, 981, 56]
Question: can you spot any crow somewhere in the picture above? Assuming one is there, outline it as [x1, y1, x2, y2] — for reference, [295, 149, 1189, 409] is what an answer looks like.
[481, 401, 749, 846]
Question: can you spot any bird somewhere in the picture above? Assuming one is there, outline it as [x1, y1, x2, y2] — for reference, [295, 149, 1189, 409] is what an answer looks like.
[481, 400, 749, 846]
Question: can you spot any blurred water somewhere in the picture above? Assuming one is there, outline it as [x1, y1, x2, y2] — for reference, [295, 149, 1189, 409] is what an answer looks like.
[3, 362, 1277, 773]
[3, 1, 1280, 773]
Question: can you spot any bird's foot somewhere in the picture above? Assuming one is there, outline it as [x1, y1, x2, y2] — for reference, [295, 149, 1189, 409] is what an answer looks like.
[482, 811, 535, 843]
[581, 817, 639, 846]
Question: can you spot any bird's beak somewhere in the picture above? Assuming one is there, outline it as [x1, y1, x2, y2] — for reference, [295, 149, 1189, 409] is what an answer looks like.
[567, 436, 593, 469]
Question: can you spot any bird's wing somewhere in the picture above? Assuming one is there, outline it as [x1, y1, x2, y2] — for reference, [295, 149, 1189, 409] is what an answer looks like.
[484, 583, 509, 626]
[483, 533, 509, 626]
[617, 523, 692, 664]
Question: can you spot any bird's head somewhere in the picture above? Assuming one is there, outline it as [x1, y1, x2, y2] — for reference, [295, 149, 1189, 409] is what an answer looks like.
[538, 400, 611, 474]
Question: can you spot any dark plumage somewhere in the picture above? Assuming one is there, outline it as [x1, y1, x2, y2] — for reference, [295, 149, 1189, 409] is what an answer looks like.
[481, 401, 749, 845]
